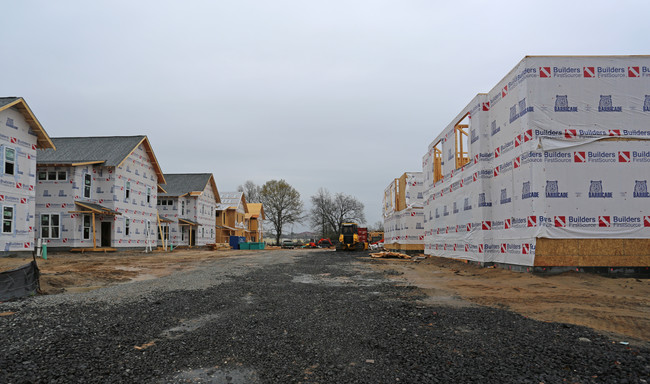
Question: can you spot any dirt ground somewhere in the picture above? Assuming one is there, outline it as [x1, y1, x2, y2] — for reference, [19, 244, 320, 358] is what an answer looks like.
[0, 248, 253, 295]
[1, 249, 648, 346]
[368, 255, 650, 347]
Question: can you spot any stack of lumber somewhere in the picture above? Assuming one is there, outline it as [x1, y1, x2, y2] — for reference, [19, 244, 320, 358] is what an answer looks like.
[370, 251, 412, 259]
[207, 243, 231, 251]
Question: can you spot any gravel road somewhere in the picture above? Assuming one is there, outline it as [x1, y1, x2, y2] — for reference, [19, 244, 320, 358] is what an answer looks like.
[1, 250, 648, 383]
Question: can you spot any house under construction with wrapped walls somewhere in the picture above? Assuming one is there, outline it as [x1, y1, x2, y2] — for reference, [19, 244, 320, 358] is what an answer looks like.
[382, 172, 424, 253]
[0, 97, 55, 255]
[35, 136, 165, 251]
[418, 56, 650, 269]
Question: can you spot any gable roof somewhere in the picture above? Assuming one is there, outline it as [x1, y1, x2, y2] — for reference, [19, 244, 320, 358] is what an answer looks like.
[0, 97, 55, 149]
[217, 192, 248, 213]
[159, 173, 220, 202]
[37, 135, 165, 183]
[246, 203, 265, 220]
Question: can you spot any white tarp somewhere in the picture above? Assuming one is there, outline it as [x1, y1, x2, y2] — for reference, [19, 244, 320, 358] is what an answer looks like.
[422, 56, 650, 266]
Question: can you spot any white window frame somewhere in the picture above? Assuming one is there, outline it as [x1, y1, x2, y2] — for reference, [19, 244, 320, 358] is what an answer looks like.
[83, 174, 92, 199]
[2, 206, 14, 234]
[125, 181, 131, 199]
[82, 214, 91, 240]
[40, 213, 60, 239]
[4, 147, 15, 176]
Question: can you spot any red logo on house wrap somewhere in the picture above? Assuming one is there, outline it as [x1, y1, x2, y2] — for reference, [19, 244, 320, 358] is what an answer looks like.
[528, 216, 537, 227]
[45, 203, 50, 208]
[505, 218, 511, 229]
[474, 154, 479, 164]
[522, 243, 530, 254]
[502, 85, 508, 98]
[436, 228, 440, 235]
[501, 244, 507, 253]
[31, 144, 37, 150]
[618, 151, 631, 162]
[453, 244, 457, 251]
[599, 216, 611, 227]
[23, 242, 30, 248]
[10, 137, 17, 144]
[61, 203, 66, 208]
[494, 166, 500, 177]
[608, 130, 621, 136]
[419, 235, 424, 240]
[443, 244, 447, 250]
[628, 66, 640, 77]
[460, 179, 464, 188]
[524, 129, 533, 142]
[411, 211, 416, 216]
[515, 134, 522, 147]
[583, 67, 595, 77]
[565, 129, 577, 139]
[466, 223, 472, 231]
[62, 238, 68, 243]
[539, 67, 551, 78]
[482, 221, 491, 230]
[15, 183, 22, 189]
[478, 244, 484, 253]
[494, 147, 500, 158]
[482, 102, 490, 111]
[555, 216, 566, 227]
[574, 152, 586, 163]
[465, 244, 469, 252]
[644, 216, 650, 227]
[455, 225, 459, 233]
[514, 157, 521, 169]
[0, 195, 4, 202]
[28, 185, 33, 191]
[20, 198, 26, 204]
[473, 172, 478, 182]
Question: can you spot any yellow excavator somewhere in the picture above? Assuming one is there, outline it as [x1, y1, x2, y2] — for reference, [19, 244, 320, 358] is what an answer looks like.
[335, 222, 368, 251]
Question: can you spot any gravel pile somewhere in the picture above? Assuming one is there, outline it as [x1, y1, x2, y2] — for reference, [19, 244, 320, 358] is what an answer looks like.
[1, 251, 648, 383]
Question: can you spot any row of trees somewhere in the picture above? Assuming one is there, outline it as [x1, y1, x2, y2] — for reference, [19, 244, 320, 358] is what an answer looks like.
[237, 180, 368, 243]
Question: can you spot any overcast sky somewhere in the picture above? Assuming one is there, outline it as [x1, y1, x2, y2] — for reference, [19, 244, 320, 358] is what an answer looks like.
[4, 1, 649, 232]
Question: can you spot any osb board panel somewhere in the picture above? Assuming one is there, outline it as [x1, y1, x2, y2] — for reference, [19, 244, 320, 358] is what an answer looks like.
[397, 174, 407, 211]
[385, 243, 424, 251]
[535, 238, 650, 267]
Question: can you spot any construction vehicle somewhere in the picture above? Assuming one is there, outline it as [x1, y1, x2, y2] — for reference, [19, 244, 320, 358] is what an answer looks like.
[335, 222, 368, 251]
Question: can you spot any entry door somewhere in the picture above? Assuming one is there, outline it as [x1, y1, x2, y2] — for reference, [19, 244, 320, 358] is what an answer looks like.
[101, 222, 111, 247]
[191, 229, 196, 246]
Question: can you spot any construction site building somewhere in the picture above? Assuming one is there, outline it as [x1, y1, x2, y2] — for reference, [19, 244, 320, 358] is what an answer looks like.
[382, 172, 425, 252]
[0, 98, 55, 255]
[157, 173, 220, 248]
[421, 55, 650, 269]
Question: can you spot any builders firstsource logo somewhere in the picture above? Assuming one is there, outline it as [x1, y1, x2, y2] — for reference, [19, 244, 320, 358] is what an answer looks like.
[574, 151, 617, 163]
[552, 67, 581, 78]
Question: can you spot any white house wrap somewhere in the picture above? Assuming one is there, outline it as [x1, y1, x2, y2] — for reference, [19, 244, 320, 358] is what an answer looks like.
[421, 56, 650, 267]
[383, 172, 425, 251]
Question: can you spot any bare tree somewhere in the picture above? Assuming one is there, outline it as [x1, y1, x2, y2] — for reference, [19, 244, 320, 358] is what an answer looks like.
[330, 192, 366, 234]
[237, 180, 261, 204]
[310, 188, 336, 238]
[259, 179, 303, 244]
[309, 189, 365, 237]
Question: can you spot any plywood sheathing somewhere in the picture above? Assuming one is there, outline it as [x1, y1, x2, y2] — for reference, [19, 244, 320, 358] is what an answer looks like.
[535, 238, 650, 267]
